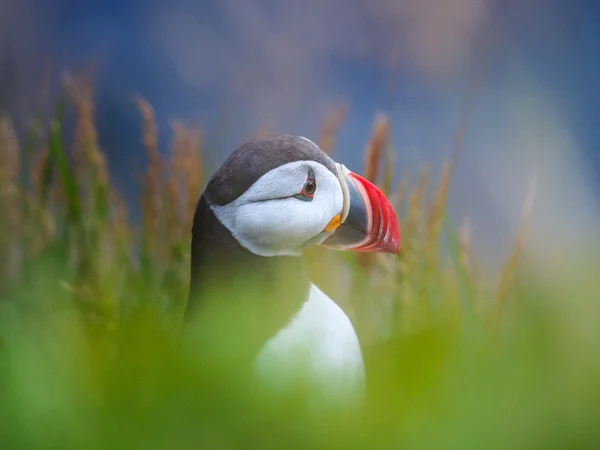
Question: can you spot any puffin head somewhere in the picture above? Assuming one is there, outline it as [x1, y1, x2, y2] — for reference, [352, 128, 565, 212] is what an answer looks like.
[203, 135, 400, 258]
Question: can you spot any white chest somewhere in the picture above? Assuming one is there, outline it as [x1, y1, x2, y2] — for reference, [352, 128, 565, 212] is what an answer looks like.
[254, 284, 365, 406]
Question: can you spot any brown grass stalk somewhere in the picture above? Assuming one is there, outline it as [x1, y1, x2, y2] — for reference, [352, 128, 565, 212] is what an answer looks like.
[393, 165, 431, 316]
[134, 95, 162, 256]
[0, 116, 20, 190]
[403, 165, 430, 249]
[363, 113, 390, 185]
[381, 149, 395, 197]
[318, 103, 347, 155]
[391, 173, 408, 217]
[64, 71, 109, 191]
[169, 122, 188, 225]
[0, 116, 22, 279]
[425, 161, 452, 261]
[494, 174, 537, 314]
[173, 122, 204, 226]
[110, 189, 130, 246]
[255, 123, 271, 139]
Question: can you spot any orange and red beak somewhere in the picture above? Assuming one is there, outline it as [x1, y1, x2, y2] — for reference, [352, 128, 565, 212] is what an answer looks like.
[322, 167, 400, 254]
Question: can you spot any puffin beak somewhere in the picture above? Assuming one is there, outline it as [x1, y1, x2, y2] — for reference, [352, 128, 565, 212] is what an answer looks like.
[322, 166, 400, 254]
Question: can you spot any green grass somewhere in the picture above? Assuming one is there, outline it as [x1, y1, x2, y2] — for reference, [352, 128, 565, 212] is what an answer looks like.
[1, 77, 600, 449]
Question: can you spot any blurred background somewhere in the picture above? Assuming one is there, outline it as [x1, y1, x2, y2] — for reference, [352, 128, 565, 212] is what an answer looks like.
[3, 2, 600, 449]
[2, 0, 599, 276]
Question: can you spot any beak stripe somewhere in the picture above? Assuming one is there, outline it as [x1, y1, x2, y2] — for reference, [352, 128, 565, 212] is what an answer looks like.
[335, 163, 351, 223]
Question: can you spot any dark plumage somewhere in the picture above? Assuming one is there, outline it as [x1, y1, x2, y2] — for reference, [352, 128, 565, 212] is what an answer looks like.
[204, 135, 337, 206]
[186, 137, 322, 362]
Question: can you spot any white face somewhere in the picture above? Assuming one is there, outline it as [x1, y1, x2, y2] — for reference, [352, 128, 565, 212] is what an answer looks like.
[210, 160, 344, 257]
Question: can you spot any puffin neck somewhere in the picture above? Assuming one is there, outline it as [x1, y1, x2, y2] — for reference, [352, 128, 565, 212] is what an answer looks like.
[187, 195, 310, 352]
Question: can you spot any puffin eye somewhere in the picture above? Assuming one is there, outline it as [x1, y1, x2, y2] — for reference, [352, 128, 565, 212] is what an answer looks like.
[303, 179, 316, 196]
[295, 169, 317, 201]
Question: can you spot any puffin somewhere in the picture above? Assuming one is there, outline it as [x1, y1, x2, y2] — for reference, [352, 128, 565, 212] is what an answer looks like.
[186, 134, 400, 407]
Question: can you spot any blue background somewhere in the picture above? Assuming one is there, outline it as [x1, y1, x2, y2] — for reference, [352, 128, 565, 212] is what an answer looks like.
[2, 0, 599, 268]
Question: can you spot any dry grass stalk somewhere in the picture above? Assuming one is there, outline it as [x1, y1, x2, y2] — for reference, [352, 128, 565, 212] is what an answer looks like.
[254, 123, 271, 139]
[0, 116, 20, 191]
[494, 174, 537, 313]
[394, 166, 429, 313]
[169, 121, 188, 225]
[363, 113, 390, 184]
[134, 96, 160, 165]
[20, 193, 49, 257]
[165, 178, 179, 254]
[64, 72, 113, 290]
[167, 121, 203, 236]
[134, 95, 162, 255]
[391, 174, 408, 214]
[318, 103, 347, 155]
[403, 166, 430, 248]
[0, 116, 21, 239]
[186, 131, 203, 219]
[381, 149, 395, 197]
[0, 116, 22, 278]
[425, 161, 452, 261]
[31, 146, 51, 201]
[185, 131, 204, 225]
[110, 189, 130, 246]
[242, 122, 270, 144]
[64, 71, 109, 190]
